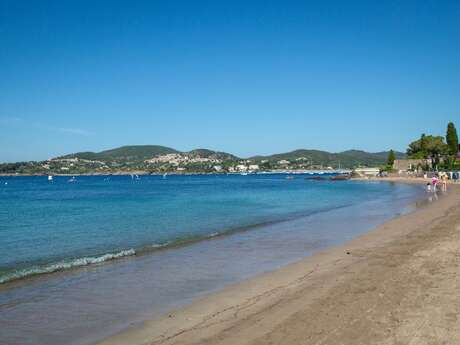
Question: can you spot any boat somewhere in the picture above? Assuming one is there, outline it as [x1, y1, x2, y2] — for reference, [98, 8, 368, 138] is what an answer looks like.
[163, 173, 167, 179]
[48, 175, 53, 181]
[68, 176, 77, 183]
[305, 176, 327, 181]
[329, 174, 351, 181]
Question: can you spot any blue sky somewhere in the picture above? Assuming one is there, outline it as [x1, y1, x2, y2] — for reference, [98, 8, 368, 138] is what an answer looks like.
[1, 0, 459, 161]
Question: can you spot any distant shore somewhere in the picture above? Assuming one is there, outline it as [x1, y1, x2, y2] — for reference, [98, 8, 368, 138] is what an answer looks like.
[100, 183, 460, 345]
[0, 169, 349, 177]
[355, 175, 460, 185]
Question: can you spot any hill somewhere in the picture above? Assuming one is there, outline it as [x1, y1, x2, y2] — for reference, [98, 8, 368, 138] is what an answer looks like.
[250, 149, 405, 168]
[0, 145, 407, 175]
[187, 149, 239, 161]
[59, 145, 179, 162]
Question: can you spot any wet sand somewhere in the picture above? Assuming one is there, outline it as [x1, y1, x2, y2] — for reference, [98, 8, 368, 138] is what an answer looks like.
[100, 183, 460, 345]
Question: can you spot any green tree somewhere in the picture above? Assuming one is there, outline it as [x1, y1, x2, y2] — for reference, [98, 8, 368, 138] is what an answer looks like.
[387, 150, 396, 166]
[446, 122, 459, 156]
[420, 133, 427, 153]
[407, 134, 448, 169]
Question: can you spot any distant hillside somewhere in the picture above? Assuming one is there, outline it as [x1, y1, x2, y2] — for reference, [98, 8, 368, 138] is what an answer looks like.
[250, 149, 406, 168]
[1, 145, 408, 175]
[56, 146, 404, 168]
[187, 149, 239, 161]
[57, 145, 239, 162]
[59, 145, 179, 162]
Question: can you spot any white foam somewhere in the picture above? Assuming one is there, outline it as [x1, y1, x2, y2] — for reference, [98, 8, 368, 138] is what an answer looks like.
[151, 242, 170, 249]
[0, 249, 136, 284]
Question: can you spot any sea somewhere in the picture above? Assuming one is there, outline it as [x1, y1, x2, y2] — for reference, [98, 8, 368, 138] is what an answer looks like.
[0, 174, 426, 345]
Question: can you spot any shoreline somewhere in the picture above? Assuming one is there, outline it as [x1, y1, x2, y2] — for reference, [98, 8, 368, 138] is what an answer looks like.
[0, 178, 424, 288]
[0, 170, 347, 177]
[0, 195, 373, 288]
[99, 181, 460, 345]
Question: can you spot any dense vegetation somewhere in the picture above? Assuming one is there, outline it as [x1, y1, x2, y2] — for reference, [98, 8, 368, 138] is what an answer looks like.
[59, 145, 179, 162]
[250, 149, 405, 169]
[407, 122, 459, 170]
[446, 122, 459, 156]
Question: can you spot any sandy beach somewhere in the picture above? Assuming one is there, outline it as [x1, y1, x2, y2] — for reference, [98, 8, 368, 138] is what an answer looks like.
[99, 180, 460, 345]
[3, 2, 459, 344]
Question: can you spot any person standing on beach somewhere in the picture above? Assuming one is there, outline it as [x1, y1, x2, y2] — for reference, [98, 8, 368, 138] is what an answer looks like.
[432, 176, 438, 192]
[442, 174, 448, 191]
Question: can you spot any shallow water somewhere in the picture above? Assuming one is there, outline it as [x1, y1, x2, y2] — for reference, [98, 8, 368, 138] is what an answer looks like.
[0, 175, 426, 344]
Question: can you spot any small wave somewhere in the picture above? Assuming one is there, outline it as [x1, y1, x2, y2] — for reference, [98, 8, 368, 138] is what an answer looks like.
[151, 242, 170, 249]
[0, 206, 354, 285]
[0, 249, 136, 284]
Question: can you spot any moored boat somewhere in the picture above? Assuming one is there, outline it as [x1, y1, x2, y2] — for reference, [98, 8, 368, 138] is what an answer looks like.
[330, 174, 351, 181]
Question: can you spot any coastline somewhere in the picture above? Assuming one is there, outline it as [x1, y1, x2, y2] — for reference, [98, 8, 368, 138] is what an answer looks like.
[99, 181, 460, 345]
[0, 183, 381, 287]
[0, 170, 347, 177]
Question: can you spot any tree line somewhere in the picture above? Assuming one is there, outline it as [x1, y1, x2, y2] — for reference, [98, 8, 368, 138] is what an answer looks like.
[387, 122, 459, 171]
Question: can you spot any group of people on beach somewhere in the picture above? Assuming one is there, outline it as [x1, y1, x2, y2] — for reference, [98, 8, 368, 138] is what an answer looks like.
[426, 171, 459, 192]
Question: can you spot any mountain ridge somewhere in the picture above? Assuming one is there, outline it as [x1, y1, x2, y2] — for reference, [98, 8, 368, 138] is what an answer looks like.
[249, 148, 405, 167]
[59, 145, 240, 162]
[0, 145, 406, 174]
[59, 145, 406, 163]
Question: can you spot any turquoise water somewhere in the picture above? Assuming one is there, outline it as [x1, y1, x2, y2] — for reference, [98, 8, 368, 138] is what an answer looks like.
[0, 175, 426, 345]
[0, 174, 421, 284]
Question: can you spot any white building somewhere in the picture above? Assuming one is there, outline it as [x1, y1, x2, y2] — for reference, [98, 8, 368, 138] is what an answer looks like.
[248, 164, 259, 171]
[235, 164, 248, 172]
[353, 167, 380, 177]
[145, 153, 222, 165]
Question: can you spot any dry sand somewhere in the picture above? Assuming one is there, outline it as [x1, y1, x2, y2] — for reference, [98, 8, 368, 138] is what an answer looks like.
[100, 182, 460, 345]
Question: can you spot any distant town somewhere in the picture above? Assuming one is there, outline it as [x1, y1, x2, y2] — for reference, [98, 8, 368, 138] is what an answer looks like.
[0, 145, 404, 175]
